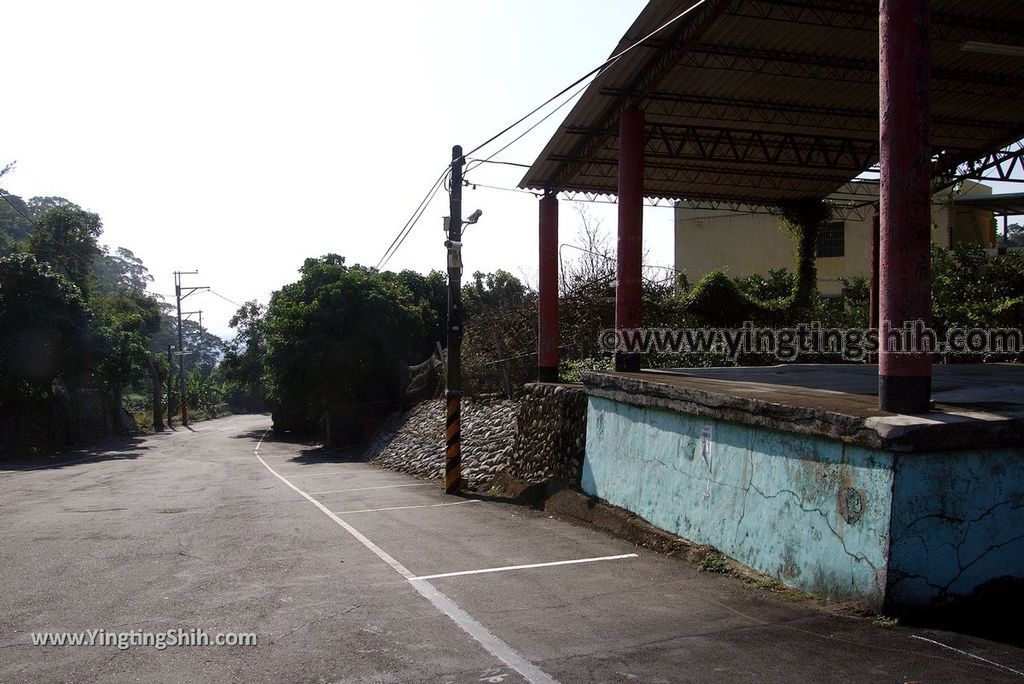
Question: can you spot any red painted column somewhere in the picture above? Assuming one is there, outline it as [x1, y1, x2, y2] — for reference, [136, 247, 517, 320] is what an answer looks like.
[615, 110, 645, 372]
[537, 192, 559, 382]
[869, 205, 880, 364]
[879, 0, 932, 413]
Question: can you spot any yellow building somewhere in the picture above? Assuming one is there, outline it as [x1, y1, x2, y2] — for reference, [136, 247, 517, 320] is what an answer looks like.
[674, 181, 998, 295]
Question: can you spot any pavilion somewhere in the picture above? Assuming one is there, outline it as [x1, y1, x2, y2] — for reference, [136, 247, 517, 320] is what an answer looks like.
[520, 0, 1024, 611]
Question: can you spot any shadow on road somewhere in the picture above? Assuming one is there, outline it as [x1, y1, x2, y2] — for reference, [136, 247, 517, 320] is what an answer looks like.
[288, 444, 370, 466]
[231, 426, 370, 465]
[902, 577, 1024, 648]
[230, 427, 276, 442]
[0, 435, 151, 472]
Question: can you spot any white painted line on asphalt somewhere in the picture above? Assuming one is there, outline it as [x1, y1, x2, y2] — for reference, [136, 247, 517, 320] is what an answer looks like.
[253, 429, 558, 684]
[910, 635, 1024, 678]
[255, 431, 412, 578]
[333, 500, 481, 515]
[410, 578, 558, 684]
[410, 554, 639, 581]
[310, 483, 433, 495]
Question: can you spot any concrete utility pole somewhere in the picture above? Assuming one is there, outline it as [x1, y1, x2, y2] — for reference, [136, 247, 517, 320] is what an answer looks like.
[174, 271, 208, 426]
[167, 345, 174, 428]
[444, 146, 465, 495]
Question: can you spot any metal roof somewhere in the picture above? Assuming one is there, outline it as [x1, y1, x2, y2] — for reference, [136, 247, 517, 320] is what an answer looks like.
[521, 0, 1024, 206]
[953, 192, 1024, 215]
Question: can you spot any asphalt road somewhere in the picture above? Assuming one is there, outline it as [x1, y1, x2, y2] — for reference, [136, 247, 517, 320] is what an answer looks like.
[2, 413, 1022, 683]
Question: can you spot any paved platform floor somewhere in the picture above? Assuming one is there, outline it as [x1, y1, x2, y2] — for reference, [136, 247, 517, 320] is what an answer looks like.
[659, 363, 1024, 417]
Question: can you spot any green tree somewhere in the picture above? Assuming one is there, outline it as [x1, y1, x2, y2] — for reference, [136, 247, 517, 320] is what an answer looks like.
[0, 193, 35, 250]
[219, 300, 267, 411]
[0, 254, 89, 404]
[393, 269, 447, 352]
[148, 314, 224, 378]
[264, 256, 427, 439]
[27, 205, 102, 294]
[999, 222, 1024, 250]
[89, 287, 163, 430]
[933, 243, 1024, 336]
[463, 269, 529, 318]
[26, 196, 81, 218]
[92, 246, 154, 294]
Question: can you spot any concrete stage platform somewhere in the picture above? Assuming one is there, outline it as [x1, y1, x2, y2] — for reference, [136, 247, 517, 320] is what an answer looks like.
[580, 364, 1024, 612]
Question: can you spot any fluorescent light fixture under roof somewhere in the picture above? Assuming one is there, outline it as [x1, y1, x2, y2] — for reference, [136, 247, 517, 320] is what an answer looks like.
[962, 41, 1024, 58]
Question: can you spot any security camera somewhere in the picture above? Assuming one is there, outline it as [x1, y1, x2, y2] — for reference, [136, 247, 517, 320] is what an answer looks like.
[465, 209, 483, 224]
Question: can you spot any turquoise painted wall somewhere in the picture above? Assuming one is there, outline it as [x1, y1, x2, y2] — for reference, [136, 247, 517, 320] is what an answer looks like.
[888, 449, 1024, 608]
[582, 396, 1024, 610]
[582, 397, 894, 606]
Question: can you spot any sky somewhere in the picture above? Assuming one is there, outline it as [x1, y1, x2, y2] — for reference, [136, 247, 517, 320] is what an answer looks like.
[1, 0, 681, 339]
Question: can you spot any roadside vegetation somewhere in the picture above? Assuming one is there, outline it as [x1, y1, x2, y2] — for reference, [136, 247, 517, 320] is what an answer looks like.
[5, 183, 1020, 452]
[0, 184, 227, 453]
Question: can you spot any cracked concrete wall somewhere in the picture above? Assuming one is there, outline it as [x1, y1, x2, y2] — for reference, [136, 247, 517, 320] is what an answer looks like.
[888, 448, 1024, 610]
[582, 395, 1024, 611]
[581, 396, 895, 608]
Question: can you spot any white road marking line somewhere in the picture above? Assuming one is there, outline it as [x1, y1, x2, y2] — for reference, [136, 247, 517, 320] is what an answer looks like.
[255, 432, 412, 579]
[253, 429, 558, 684]
[333, 500, 481, 515]
[910, 635, 1024, 678]
[411, 579, 557, 684]
[409, 554, 639, 581]
[310, 483, 433, 495]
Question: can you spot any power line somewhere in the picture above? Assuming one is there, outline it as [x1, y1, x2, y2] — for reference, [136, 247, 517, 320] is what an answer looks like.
[464, 181, 538, 197]
[464, 75, 595, 176]
[375, 0, 709, 273]
[0, 190, 158, 298]
[465, 159, 532, 169]
[463, 0, 709, 160]
[207, 289, 243, 307]
[0, 189, 98, 270]
[376, 167, 450, 270]
[2, 189, 242, 311]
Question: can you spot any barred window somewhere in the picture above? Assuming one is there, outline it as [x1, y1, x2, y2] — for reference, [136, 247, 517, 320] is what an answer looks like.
[816, 221, 845, 258]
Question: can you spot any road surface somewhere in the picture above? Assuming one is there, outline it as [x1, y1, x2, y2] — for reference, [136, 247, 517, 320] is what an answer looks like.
[2, 414, 1022, 682]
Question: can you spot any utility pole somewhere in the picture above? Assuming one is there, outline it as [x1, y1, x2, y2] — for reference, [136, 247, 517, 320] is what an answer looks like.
[166, 344, 174, 428]
[183, 310, 203, 332]
[174, 271, 208, 426]
[444, 145, 465, 495]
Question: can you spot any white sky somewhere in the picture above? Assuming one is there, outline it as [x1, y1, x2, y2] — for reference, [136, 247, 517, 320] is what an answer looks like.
[2, 0, 682, 339]
[12, 1, 1014, 341]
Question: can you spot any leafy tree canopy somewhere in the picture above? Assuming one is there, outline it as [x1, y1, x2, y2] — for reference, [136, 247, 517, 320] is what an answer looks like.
[264, 256, 429, 432]
[219, 300, 267, 410]
[999, 222, 1024, 250]
[0, 193, 35, 249]
[0, 254, 89, 404]
[92, 246, 155, 295]
[27, 204, 102, 294]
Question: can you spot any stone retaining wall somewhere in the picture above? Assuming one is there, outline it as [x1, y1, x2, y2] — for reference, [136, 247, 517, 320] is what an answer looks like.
[367, 396, 518, 486]
[368, 383, 588, 488]
[508, 383, 587, 485]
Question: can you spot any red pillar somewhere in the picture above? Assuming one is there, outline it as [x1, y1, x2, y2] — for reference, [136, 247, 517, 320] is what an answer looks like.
[615, 110, 645, 372]
[879, 0, 932, 413]
[537, 192, 559, 382]
[868, 205, 880, 364]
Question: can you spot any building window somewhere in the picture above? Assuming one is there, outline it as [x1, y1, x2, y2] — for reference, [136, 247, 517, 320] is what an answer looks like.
[816, 221, 845, 258]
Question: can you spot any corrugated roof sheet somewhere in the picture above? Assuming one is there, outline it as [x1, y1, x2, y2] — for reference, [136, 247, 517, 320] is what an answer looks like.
[521, 0, 1024, 206]
[954, 192, 1024, 215]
